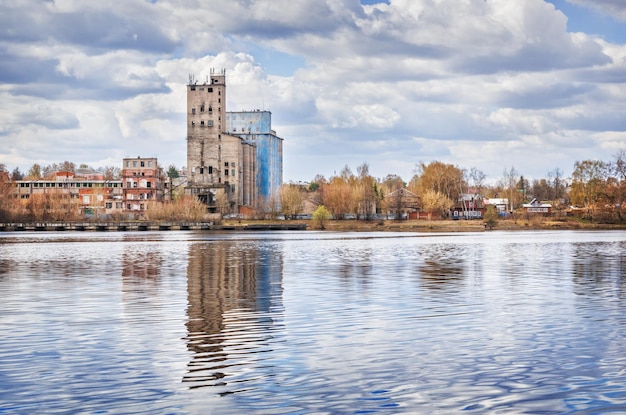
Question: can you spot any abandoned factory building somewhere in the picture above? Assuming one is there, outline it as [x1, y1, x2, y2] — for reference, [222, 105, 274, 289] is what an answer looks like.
[185, 69, 283, 214]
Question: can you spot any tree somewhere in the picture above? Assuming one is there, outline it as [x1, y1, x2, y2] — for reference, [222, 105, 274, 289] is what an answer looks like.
[312, 205, 332, 229]
[483, 205, 498, 230]
[27, 164, 42, 180]
[279, 184, 306, 219]
[103, 166, 121, 180]
[415, 161, 464, 204]
[355, 162, 377, 220]
[11, 167, 24, 181]
[322, 176, 354, 219]
[502, 166, 519, 212]
[570, 160, 608, 221]
[421, 190, 453, 220]
[167, 165, 180, 179]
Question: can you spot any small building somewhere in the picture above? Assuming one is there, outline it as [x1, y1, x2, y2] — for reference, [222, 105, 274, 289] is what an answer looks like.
[484, 198, 509, 214]
[452, 194, 484, 219]
[523, 198, 552, 215]
[122, 157, 165, 212]
[385, 188, 420, 219]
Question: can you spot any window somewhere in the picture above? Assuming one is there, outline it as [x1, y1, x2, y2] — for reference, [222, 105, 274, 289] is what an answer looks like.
[127, 204, 131, 210]
[218, 98, 221, 104]
[225, 170, 229, 176]
[116, 202, 122, 209]
[133, 161, 137, 167]
[207, 120, 213, 127]
[208, 166, 213, 174]
[208, 87, 213, 92]
[148, 161, 152, 167]
[224, 162, 229, 167]
[231, 169, 235, 176]
[133, 182, 137, 188]
[201, 121, 205, 126]
[200, 104, 204, 112]
[231, 184, 236, 193]
[140, 161, 145, 167]
[147, 182, 152, 188]
[199, 167, 204, 174]
[231, 162, 235, 167]
[127, 182, 131, 188]
[126, 161, 130, 167]
[190, 86, 196, 91]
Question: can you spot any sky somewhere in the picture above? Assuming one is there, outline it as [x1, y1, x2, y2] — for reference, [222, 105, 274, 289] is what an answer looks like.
[1, 0, 625, 184]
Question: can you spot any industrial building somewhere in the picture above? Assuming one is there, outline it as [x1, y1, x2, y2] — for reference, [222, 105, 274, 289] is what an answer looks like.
[185, 69, 283, 215]
[226, 110, 283, 206]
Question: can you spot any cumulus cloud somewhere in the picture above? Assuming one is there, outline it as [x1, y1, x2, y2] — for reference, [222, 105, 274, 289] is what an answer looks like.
[0, 0, 625, 182]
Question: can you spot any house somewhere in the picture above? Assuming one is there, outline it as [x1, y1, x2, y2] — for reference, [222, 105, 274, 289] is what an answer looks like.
[452, 193, 484, 219]
[385, 188, 420, 219]
[484, 198, 509, 215]
[523, 198, 552, 215]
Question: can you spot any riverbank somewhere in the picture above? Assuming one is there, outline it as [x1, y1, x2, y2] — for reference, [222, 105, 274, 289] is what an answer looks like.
[221, 217, 626, 232]
[1, 218, 625, 232]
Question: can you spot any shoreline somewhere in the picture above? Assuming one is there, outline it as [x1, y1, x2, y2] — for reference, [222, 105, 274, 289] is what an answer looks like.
[2, 218, 624, 232]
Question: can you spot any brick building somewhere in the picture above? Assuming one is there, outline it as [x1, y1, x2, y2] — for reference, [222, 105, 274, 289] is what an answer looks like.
[121, 157, 164, 212]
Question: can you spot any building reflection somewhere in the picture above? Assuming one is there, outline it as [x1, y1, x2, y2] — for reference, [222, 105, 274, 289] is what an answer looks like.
[183, 240, 284, 390]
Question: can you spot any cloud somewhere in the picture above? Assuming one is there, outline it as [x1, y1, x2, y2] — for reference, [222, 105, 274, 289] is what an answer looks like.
[567, 0, 626, 20]
[0, 0, 625, 184]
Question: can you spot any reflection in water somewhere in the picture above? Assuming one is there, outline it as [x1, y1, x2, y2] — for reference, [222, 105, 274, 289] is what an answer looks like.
[419, 243, 466, 289]
[3, 231, 626, 414]
[183, 241, 283, 391]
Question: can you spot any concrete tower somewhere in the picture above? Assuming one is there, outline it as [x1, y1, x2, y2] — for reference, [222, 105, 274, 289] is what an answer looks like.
[185, 69, 256, 213]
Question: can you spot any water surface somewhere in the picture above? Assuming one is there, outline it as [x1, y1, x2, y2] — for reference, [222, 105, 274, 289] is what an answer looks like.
[1, 230, 625, 414]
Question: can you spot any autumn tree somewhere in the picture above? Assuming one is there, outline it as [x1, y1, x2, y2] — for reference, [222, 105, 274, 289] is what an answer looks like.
[322, 172, 355, 220]
[415, 161, 464, 205]
[421, 190, 453, 220]
[279, 184, 306, 219]
[570, 160, 608, 221]
[354, 163, 377, 220]
[27, 164, 42, 180]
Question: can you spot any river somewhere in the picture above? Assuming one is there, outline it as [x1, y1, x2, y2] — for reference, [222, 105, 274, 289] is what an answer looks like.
[1, 230, 625, 414]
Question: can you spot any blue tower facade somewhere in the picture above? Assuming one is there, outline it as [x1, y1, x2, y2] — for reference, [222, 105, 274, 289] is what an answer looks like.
[225, 111, 283, 203]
